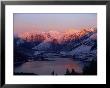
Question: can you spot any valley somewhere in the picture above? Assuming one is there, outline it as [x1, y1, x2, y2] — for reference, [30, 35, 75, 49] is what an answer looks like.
[14, 28, 97, 75]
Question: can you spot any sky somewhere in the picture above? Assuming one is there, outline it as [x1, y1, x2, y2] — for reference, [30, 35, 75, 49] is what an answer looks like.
[14, 13, 97, 35]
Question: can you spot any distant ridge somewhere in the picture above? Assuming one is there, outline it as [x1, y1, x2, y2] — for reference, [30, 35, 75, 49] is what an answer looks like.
[17, 28, 96, 43]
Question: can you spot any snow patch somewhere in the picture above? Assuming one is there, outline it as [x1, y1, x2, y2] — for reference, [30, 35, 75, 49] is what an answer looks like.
[90, 33, 97, 40]
[32, 41, 52, 51]
[69, 45, 92, 55]
[16, 39, 24, 46]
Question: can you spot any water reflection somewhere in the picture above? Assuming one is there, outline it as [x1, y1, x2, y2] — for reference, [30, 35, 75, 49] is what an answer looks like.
[14, 58, 83, 75]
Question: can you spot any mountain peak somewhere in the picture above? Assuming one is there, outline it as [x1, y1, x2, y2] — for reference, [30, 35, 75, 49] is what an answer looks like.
[17, 28, 96, 43]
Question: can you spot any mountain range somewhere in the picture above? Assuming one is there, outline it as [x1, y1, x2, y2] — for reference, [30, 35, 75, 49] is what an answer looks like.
[14, 28, 97, 63]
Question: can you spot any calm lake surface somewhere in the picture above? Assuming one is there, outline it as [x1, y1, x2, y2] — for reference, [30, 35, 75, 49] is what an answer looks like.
[14, 58, 84, 75]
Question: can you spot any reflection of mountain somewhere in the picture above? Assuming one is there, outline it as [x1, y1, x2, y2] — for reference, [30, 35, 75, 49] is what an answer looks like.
[14, 28, 97, 66]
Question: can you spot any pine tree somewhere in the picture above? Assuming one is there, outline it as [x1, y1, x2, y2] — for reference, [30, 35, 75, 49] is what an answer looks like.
[71, 69, 75, 75]
[65, 68, 71, 75]
[51, 71, 55, 75]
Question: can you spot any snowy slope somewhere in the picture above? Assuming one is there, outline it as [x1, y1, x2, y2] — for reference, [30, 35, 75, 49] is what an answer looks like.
[32, 41, 52, 51]
[16, 39, 24, 45]
[69, 45, 92, 55]
[82, 33, 96, 46]
[68, 33, 97, 61]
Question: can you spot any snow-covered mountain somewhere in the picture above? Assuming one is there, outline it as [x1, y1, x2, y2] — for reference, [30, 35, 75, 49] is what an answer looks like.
[17, 28, 96, 43]
[15, 28, 95, 50]
[61, 32, 97, 61]
[14, 28, 97, 61]
[32, 41, 52, 51]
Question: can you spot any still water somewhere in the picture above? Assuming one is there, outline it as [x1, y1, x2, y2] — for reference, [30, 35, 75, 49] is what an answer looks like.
[14, 58, 83, 75]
